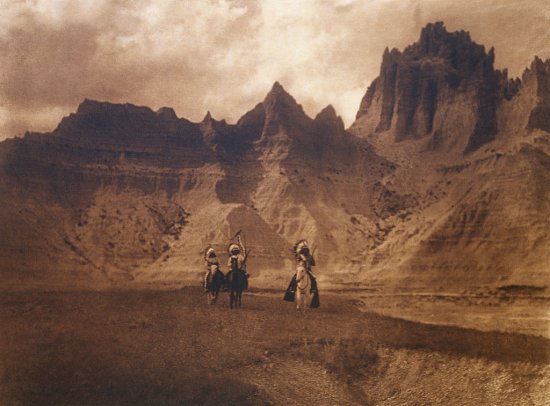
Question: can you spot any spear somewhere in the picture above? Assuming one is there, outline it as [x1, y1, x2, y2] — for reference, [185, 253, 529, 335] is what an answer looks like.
[230, 229, 242, 240]
[241, 249, 252, 268]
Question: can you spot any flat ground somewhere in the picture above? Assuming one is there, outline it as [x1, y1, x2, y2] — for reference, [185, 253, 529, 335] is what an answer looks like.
[357, 291, 550, 338]
[1, 288, 549, 405]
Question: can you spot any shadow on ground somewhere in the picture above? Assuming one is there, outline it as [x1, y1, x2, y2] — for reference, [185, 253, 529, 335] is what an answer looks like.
[1, 288, 549, 405]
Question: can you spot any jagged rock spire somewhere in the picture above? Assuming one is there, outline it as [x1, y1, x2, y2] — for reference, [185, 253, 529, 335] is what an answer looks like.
[263, 81, 303, 113]
[355, 21, 513, 153]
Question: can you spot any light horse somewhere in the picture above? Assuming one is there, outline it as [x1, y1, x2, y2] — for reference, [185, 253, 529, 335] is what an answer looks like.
[226, 268, 247, 309]
[295, 265, 313, 311]
[205, 267, 225, 305]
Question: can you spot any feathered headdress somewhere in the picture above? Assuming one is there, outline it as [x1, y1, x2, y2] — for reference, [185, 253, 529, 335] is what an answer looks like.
[204, 246, 217, 261]
[228, 243, 241, 256]
[293, 239, 310, 258]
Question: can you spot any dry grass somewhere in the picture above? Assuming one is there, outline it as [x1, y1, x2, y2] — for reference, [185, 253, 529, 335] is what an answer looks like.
[0, 288, 548, 405]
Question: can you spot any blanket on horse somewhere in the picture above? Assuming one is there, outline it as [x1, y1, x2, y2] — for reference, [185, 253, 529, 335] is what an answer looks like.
[283, 272, 319, 308]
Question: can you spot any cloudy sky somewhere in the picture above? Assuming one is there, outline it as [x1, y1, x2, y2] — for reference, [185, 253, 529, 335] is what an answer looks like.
[1, 0, 549, 139]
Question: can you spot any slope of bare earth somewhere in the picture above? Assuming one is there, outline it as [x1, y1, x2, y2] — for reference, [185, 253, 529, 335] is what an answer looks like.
[349, 126, 550, 292]
[0, 83, 398, 290]
[348, 25, 550, 293]
[1, 24, 549, 295]
[1, 289, 548, 405]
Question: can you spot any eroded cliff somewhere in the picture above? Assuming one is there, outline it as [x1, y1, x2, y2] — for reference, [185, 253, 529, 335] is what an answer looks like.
[1, 23, 549, 292]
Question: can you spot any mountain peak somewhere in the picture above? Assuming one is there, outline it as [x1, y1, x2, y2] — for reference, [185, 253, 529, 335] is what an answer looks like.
[263, 82, 305, 118]
[524, 56, 550, 132]
[418, 21, 449, 43]
[314, 105, 345, 132]
[76, 98, 104, 114]
[73, 99, 155, 120]
[315, 104, 339, 122]
[528, 55, 550, 73]
[355, 21, 506, 152]
[408, 21, 483, 64]
[318, 104, 337, 116]
[156, 107, 177, 121]
[265, 81, 292, 101]
[271, 81, 284, 91]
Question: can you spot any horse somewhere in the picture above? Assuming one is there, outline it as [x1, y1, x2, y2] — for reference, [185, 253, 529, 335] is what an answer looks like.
[225, 269, 247, 309]
[295, 265, 312, 311]
[205, 267, 225, 305]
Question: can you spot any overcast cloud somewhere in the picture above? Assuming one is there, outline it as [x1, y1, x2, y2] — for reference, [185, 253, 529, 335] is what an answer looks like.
[1, 0, 549, 139]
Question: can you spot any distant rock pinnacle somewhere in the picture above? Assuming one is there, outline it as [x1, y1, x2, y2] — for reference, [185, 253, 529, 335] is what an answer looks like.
[355, 21, 520, 153]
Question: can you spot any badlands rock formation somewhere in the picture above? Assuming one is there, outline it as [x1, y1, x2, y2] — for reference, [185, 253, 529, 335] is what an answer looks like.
[351, 22, 550, 290]
[0, 22, 548, 291]
[354, 22, 521, 153]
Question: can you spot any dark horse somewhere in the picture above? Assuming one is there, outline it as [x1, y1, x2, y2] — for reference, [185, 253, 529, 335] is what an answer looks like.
[205, 269, 225, 305]
[225, 269, 247, 309]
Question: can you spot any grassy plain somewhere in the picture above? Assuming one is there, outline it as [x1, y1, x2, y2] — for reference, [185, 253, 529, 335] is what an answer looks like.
[1, 288, 549, 405]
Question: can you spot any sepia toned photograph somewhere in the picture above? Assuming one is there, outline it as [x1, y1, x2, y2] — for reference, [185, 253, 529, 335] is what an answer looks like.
[1, 1, 549, 404]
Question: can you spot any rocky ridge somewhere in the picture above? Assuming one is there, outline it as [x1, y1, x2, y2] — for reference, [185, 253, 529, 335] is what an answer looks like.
[0, 23, 549, 291]
[353, 22, 521, 153]
[350, 23, 550, 290]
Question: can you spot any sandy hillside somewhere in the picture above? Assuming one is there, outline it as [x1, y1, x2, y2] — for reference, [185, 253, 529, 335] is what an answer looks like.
[0, 22, 549, 295]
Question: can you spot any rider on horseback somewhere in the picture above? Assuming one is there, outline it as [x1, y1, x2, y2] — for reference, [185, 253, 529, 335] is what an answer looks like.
[227, 242, 249, 290]
[284, 239, 319, 305]
[204, 247, 221, 292]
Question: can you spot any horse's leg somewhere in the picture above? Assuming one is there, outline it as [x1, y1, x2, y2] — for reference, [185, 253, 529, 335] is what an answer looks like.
[229, 290, 234, 309]
[297, 291, 308, 312]
[238, 291, 242, 308]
